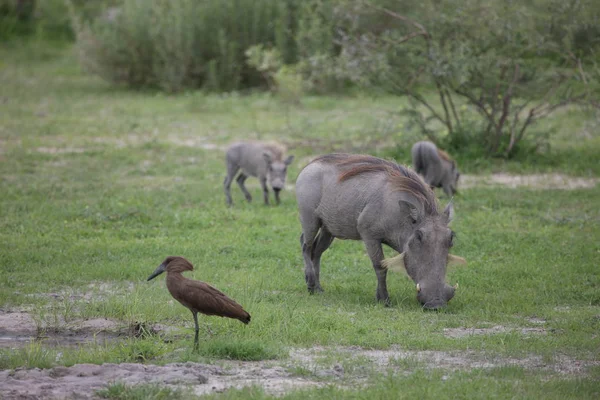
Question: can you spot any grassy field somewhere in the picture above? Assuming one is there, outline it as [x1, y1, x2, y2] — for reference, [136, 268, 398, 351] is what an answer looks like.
[1, 42, 599, 398]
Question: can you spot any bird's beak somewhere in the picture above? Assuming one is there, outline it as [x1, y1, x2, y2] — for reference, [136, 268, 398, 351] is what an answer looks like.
[147, 263, 166, 281]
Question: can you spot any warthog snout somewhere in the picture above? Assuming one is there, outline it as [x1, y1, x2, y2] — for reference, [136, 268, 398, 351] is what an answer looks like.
[417, 283, 456, 310]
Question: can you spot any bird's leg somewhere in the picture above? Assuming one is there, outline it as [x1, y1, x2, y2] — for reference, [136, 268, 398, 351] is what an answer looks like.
[192, 311, 199, 351]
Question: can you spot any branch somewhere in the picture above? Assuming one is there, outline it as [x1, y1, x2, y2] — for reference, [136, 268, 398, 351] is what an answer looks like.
[453, 86, 495, 125]
[436, 81, 453, 134]
[530, 75, 569, 116]
[445, 88, 461, 130]
[505, 100, 531, 156]
[532, 94, 588, 120]
[363, 2, 430, 40]
[492, 64, 520, 153]
[406, 65, 425, 90]
[380, 31, 429, 47]
[488, 65, 507, 130]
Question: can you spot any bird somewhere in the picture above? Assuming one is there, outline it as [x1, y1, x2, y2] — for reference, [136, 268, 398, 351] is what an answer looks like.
[147, 256, 251, 348]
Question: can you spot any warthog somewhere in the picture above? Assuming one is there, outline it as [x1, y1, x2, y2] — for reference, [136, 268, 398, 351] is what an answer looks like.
[224, 141, 294, 206]
[296, 154, 466, 309]
[411, 141, 460, 197]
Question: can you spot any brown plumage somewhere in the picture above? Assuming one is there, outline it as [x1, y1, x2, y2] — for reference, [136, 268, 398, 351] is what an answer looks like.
[147, 256, 250, 347]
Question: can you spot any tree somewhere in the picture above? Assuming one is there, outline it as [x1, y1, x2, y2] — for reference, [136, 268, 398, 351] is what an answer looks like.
[336, 0, 600, 157]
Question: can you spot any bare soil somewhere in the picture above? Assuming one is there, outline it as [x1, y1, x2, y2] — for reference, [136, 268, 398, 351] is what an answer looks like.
[460, 173, 598, 190]
[1, 346, 598, 399]
[443, 325, 548, 338]
[1, 310, 597, 399]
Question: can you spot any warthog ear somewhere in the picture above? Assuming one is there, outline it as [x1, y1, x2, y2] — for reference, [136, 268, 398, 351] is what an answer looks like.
[284, 155, 294, 166]
[443, 201, 454, 223]
[447, 254, 467, 267]
[398, 193, 423, 224]
[381, 253, 407, 274]
[263, 152, 273, 165]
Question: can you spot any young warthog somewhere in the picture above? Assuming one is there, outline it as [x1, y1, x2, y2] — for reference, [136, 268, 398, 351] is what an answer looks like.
[224, 141, 294, 206]
[296, 154, 466, 309]
[411, 141, 460, 197]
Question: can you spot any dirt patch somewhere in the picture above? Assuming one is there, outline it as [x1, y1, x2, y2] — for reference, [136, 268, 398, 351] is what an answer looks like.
[1, 346, 597, 399]
[0, 363, 210, 400]
[298, 346, 599, 376]
[0, 312, 37, 348]
[0, 361, 328, 399]
[35, 147, 86, 154]
[91, 134, 153, 148]
[461, 173, 599, 190]
[443, 325, 547, 338]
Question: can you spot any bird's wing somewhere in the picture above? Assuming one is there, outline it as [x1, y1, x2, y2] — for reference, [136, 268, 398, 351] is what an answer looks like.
[181, 279, 249, 321]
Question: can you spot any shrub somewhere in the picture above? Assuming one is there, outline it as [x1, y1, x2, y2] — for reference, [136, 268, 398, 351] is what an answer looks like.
[1, 0, 72, 40]
[245, 45, 304, 103]
[73, 0, 289, 92]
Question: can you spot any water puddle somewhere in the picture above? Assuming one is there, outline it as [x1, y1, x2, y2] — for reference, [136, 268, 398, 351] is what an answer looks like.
[0, 311, 128, 349]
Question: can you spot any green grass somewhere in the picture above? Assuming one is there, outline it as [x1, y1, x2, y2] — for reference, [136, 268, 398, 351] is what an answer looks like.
[201, 368, 600, 400]
[97, 382, 192, 400]
[1, 41, 599, 398]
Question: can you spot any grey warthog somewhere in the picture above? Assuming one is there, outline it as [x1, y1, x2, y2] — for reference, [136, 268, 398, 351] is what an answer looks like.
[224, 141, 294, 206]
[411, 141, 460, 197]
[296, 154, 466, 309]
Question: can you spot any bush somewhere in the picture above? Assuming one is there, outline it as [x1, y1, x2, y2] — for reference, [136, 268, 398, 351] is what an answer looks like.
[1, 0, 72, 40]
[73, 0, 294, 92]
[245, 45, 304, 103]
[71, 0, 348, 93]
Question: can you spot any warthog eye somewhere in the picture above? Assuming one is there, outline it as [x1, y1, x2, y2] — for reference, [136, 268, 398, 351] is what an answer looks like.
[449, 231, 455, 247]
[415, 230, 423, 242]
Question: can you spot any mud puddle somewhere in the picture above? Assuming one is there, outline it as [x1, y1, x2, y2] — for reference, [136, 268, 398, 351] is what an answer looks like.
[0, 311, 127, 349]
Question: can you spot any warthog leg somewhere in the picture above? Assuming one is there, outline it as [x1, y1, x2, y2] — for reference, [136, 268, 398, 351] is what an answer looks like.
[300, 216, 324, 293]
[310, 228, 334, 293]
[260, 176, 270, 205]
[364, 240, 390, 306]
[236, 173, 252, 202]
[301, 233, 317, 293]
[274, 188, 281, 205]
[223, 164, 240, 206]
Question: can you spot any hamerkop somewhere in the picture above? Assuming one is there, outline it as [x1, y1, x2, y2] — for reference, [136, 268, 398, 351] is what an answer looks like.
[147, 256, 251, 347]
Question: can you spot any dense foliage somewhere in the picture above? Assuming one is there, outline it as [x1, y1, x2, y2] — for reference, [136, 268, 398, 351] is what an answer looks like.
[4, 0, 598, 157]
[70, 0, 304, 92]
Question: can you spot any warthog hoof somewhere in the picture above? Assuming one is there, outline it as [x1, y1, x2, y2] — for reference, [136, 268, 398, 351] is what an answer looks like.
[307, 286, 324, 295]
[376, 293, 391, 307]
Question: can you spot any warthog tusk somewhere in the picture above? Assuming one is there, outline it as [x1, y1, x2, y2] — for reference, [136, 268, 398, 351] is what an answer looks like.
[381, 253, 406, 273]
[453, 282, 459, 290]
[447, 254, 467, 266]
[416, 283, 421, 293]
